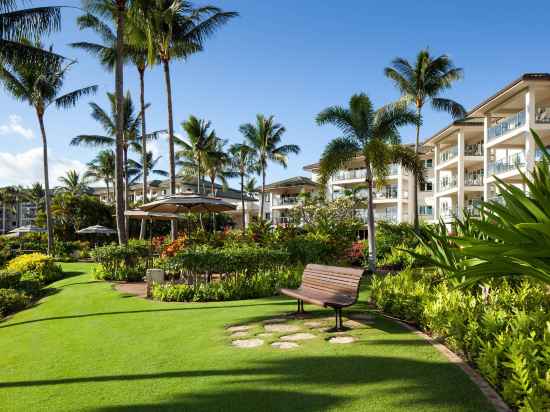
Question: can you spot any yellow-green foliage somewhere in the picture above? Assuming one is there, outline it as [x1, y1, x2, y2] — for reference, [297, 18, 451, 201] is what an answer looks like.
[6, 253, 63, 284]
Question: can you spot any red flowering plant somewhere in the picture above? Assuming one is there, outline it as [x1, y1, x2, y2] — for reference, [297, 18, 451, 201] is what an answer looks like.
[345, 240, 367, 266]
[160, 234, 187, 258]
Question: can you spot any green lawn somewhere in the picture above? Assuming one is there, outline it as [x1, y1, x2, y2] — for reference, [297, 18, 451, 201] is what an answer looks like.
[0, 262, 494, 412]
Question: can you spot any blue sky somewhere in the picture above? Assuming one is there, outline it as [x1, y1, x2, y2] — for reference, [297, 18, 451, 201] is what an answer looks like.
[0, 0, 548, 187]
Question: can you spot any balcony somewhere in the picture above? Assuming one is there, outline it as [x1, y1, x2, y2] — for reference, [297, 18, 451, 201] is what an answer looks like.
[388, 164, 399, 176]
[373, 189, 398, 200]
[439, 146, 458, 164]
[273, 196, 299, 206]
[464, 174, 483, 186]
[487, 194, 505, 206]
[464, 143, 483, 156]
[488, 152, 525, 175]
[465, 205, 482, 217]
[488, 111, 526, 141]
[355, 209, 398, 224]
[273, 216, 293, 225]
[438, 175, 458, 191]
[441, 206, 459, 219]
[334, 169, 366, 182]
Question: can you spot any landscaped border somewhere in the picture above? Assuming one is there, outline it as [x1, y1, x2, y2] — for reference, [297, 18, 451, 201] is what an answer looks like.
[370, 310, 511, 412]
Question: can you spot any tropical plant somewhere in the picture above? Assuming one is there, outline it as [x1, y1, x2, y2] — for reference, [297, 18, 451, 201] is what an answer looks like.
[0, 44, 97, 254]
[127, 152, 168, 184]
[0, 0, 62, 65]
[240, 114, 300, 219]
[229, 143, 257, 230]
[316, 93, 421, 271]
[203, 138, 234, 196]
[132, 0, 237, 237]
[25, 183, 45, 210]
[85, 149, 116, 201]
[57, 170, 91, 196]
[385, 49, 466, 229]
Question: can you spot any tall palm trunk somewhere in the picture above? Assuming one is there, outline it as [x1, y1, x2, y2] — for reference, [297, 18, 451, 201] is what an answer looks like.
[365, 163, 376, 272]
[139, 67, 148, 240]
[37, 112, 54, 255]
[105, 180, 110, 203]
[114, 0, 127, 245]
[240, 172, 246, 231]
[162, 58, 177, 240]
[259, 166, 266, 219]
[197, 154, 201, 193]
[123, 143, 129, 238]
[412, 106, 421, 231]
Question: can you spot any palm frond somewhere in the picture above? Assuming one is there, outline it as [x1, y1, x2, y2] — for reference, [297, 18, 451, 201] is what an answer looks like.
[54, 85, 98, 109]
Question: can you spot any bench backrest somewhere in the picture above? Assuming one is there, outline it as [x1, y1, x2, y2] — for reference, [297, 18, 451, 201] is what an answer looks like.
[301, 264, 364, 298]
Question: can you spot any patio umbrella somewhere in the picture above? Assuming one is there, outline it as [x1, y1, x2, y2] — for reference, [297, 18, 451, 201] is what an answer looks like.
[8, 225, 47, 235]
[125, 210, 182, 249]
[76, 225, 117, 235]
[140, 194, 236, 214]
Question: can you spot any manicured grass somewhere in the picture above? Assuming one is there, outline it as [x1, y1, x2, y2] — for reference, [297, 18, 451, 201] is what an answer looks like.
[0, 262, 494, 412]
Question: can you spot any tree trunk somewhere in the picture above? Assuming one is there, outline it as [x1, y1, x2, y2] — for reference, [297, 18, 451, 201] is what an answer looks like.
[105, 180, 110, 203]
[139, 67, 148, 240]
[240, 172, 246, 232]
[123, 143, 129, 238]
[365, 164, 376, 272]
[412, 107, 421, 231]
[162, 58, 177, 240]
[197, 154, 201, 193]
[37, 113, 54, 255]
[114, 0, 127, 245]
[259, 167, 266, 219]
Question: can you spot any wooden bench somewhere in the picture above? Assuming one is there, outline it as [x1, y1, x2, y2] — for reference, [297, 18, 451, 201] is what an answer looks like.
[279, 264, 364, 331]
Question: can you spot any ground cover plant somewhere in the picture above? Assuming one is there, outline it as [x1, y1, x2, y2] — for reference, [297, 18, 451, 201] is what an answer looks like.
[0, 262, 494, 412]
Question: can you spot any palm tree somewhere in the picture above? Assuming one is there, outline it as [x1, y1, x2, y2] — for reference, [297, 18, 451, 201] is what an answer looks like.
[133, 0, 237, 238]
[229, 143, 256, 230]
[0, 46, 97, 255]
[176, 115, 219, 193]
[316, 93, 422, 271]
[384, 49, 466, 229]
[244, 177, 257, 198]
[240, 114, 300, 219]
[203, 139, 234, 196]
[57, 170, 90, 196]
[0, 1, 62, 65]
[85, 149, 116, 202]
[127, 152, 168, 184]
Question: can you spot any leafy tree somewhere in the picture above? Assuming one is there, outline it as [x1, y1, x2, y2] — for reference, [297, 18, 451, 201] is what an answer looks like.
[239, 114, 300, 219]
[0, 44, 97, 254]
[57, 170, 91, 196]
[229, 143, 257, 230]
[385, 49, 465, 229]
[316, 93, 421, 271]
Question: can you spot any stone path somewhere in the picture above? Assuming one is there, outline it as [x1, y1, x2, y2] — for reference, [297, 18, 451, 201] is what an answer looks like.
[232, 338, 264, 348]
[280, 333, 316, 341]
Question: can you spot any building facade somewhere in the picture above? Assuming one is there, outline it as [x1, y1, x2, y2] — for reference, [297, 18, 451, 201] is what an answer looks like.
[0, 200, 38, 234]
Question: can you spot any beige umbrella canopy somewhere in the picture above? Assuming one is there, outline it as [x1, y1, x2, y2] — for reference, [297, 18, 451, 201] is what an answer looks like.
[124, 210, 181, 221]
[140, 195, 236, 214]
[8, 225, 47, 235]
[76, 225, 116, 235]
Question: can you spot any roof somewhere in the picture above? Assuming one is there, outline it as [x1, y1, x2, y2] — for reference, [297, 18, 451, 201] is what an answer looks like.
[259, 176, 319, 191]
[423, 117, 484, 146]
[302, 162, 320, 172]
[467, 73, 550, 117]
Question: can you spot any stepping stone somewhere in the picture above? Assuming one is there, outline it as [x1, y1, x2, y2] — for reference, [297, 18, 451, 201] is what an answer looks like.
[230, 331, 249, 338]
[304, 321, 323, 328]
[280, 333, 316, 341]
[227, 325, 251, 333]
[257, 333, 274, 338]
[272, 341, 299, 349]
[329, 336, 355, 344]
[265, 324, 301, 333]
[232, 338, 264, 348]
[264, 318, 287, 324]
[343, 320, 364, 328]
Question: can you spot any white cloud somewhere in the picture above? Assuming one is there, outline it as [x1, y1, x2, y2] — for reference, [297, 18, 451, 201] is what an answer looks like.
[0, 148, 86, 187]
[0, 114, 34, 140]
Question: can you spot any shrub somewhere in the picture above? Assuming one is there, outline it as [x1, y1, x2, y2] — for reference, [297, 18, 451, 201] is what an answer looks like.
[162, 245, 290, 277]
[370, 271, 550, 410]
[151, 266, 303, 302]
[6, 253, 63, 284]
[0, 270, 22, 289]
[0, 288, 30, 317]
[286, 234, 337, 265]
[91, 240, 150, 281]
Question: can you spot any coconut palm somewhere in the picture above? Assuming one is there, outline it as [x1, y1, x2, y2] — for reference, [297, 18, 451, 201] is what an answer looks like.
[316, 93, 422, 271]
[244, 177, 257, 198]
[57, 170, 90, 196]
[127, 152, 168, 184]
[240, 114, 300, 219]
[384, 49, 466, 230]
[85, 149, 116, 202]
[133, 0, 237, 238]
[0, 1, 62, 65]
[0, 45, 97, 254]
[229, 143, 256, 230]
[176, 115, 219, 194]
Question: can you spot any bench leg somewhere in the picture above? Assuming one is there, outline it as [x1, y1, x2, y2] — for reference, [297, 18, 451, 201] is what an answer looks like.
[335, 307, 342, 330]
[297, 299, 305, 313]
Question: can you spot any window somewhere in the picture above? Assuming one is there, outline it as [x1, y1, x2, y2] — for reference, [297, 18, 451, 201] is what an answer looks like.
[420, 181, 433, 191]
[265, 213, 271, 220]
[419, 205, 433, 215]
[422, 159, 433, 168]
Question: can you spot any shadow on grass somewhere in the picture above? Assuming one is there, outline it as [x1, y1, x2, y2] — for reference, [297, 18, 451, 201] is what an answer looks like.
[0, 301, 290, 329]
[2, 356, 491, 411]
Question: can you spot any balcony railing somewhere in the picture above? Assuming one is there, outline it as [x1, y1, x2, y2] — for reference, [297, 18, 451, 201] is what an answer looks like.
[439, 146, 458, 163]
[334, 169, 367, 181]
[464, 143, 483, 156]
[487, 194, 505, 206]
[273, 216, 293, 225]
[273, 197, 299, 206]
[488, 152, 525, 175]
[438, 175, 458, 191]
[536, 107, 550, 124]
[355, 209, 398, 224]
[388, 165, 399, 176]
[373, 189, 398, 200]
[464, 174, 483, 186]
[488, 111, 526, 141]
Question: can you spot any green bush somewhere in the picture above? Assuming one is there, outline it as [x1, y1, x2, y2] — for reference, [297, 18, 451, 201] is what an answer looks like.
[6, 253, 63, 284]
[162, 245, 290, 277]
[91, 240, 150, 281]
[152, 266, 303, 302]
[0, 270, 22, 289]
[370, 271, 550, 410]
[286, 234, 337, 265]
[0, 288, 30, 317]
